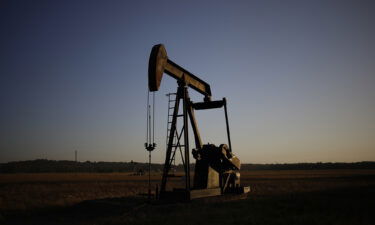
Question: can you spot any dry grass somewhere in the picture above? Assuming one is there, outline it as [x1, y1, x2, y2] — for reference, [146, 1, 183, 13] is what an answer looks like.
[240, 169, 375, 196]
[1, 170, 374, 213]
[0, 173, 161, 211]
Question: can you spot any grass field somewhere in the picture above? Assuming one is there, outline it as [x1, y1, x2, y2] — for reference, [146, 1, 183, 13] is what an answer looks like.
[1, 170, 374, 225]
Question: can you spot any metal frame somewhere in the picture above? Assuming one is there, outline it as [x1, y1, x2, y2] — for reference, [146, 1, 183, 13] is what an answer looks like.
[160, 83, 234, 198]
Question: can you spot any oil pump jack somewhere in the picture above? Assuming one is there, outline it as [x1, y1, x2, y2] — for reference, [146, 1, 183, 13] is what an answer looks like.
[148, 44, 250, 201]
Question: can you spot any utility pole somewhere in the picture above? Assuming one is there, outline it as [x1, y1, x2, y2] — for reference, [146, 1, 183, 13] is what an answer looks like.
[75, 150, 77, 162]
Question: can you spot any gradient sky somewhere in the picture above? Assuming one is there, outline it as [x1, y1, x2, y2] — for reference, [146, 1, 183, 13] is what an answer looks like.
[1, 0, 374, 163]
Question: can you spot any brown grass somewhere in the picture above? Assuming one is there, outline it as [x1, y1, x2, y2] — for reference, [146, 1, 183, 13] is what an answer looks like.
[0, 170, 374, 212]
[240, 169, 375, 195]
[0, 173, 160, 211]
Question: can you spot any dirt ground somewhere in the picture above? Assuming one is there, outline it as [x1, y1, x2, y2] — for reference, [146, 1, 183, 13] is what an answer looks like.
[1, 170, 374, 225]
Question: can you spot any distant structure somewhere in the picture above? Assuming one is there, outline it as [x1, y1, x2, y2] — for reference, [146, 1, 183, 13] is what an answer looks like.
[75, 150, 78, 162]
[137, 169, 145, 176]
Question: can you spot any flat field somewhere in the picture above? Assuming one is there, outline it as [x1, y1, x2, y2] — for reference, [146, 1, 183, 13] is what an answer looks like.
[1, 170, 374, 225]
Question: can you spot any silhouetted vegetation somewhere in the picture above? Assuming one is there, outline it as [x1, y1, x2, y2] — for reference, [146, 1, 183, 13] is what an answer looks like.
[0, 159, 163, 173]
[1, 159, 374, 173]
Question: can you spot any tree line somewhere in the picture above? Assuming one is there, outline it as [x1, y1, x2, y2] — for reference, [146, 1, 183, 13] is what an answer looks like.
[0, 159, 374, 173]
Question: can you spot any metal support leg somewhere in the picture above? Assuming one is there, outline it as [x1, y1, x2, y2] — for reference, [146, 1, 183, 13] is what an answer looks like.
[183, 85, 190, 192]
[223, 98, 232, 152]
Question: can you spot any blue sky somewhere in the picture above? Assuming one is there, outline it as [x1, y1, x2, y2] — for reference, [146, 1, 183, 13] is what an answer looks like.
[1, 0, 374, 163]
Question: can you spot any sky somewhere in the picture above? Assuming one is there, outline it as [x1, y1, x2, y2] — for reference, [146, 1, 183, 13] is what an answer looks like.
[0, 0, 374, 164]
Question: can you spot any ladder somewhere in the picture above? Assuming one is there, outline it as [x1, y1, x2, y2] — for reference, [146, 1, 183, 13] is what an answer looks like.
[166, 93, 177, 148]
[165, 93, 185, 174]
[160, 86, 190, 193]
